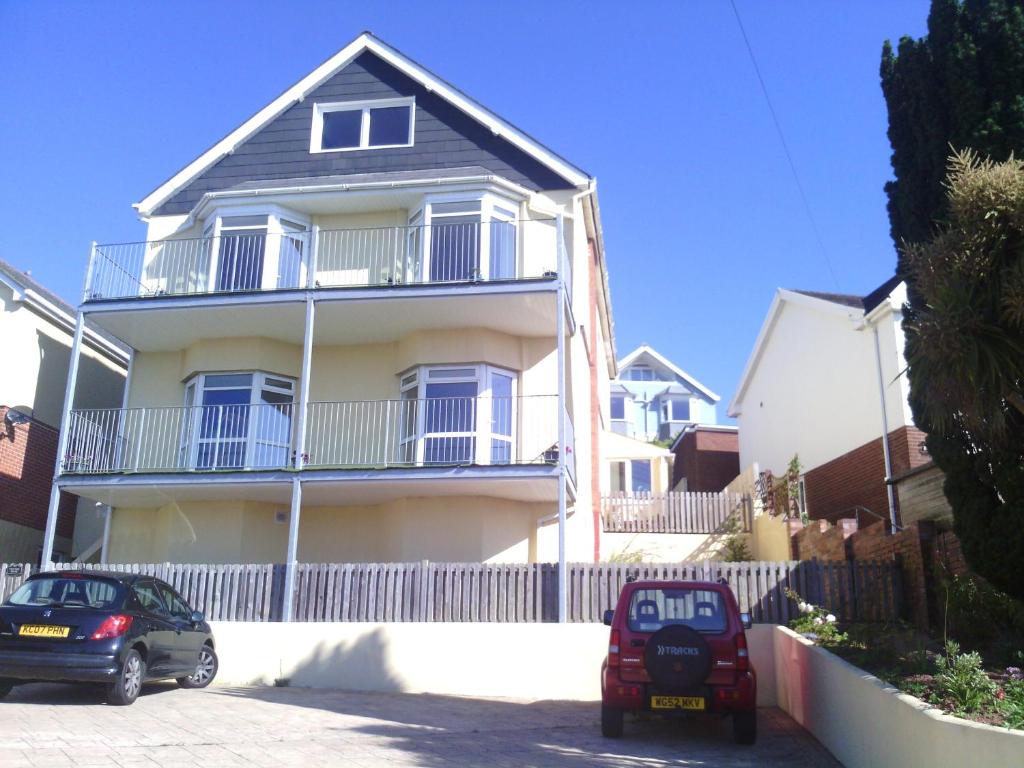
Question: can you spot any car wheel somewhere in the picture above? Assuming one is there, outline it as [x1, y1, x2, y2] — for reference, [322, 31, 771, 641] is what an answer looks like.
[733, 710, 757, 745]
[177, 646, 218, 689]
[601, 705, 624, 738]
[107, 649, 145, 706]
[0, 679, 13, 700]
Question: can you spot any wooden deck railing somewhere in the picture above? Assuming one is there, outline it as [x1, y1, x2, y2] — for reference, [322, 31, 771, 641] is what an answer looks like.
[600, 491, 752, 534]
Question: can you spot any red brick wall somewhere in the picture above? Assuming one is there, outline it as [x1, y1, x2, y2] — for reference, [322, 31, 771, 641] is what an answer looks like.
[803, 426, 926, 524]
[671, 429, 740, 492]
[848, 521, 935, 630]
[791, 518, 858, 561]
[0, 406, 76, 540]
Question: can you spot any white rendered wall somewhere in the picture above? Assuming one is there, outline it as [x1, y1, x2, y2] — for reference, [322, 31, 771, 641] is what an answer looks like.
[735, 297, 913, 476]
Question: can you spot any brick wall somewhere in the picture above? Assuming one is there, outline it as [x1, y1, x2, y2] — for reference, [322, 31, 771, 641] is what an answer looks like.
[671, 428, 740, 492]
[791, 518, 858, 561]
[0, 406, 76, 540]
[848, 520, 935, 631]
[803, 426, 928, 524]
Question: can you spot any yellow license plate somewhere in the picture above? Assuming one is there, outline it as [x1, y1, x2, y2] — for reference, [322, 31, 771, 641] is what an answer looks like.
[18, 625, 70, 639]
[651, 695, 705, 711]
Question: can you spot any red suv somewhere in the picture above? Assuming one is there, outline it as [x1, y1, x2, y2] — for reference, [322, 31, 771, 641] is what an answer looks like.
[600, 580, 757, 744]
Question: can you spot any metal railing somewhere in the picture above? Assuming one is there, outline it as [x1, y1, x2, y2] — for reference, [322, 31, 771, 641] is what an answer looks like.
[85, 220, 562, 301]
[63, 395, 567, 474]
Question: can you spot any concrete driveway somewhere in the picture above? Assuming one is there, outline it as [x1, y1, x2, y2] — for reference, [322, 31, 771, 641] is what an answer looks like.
[0, 683, 840, 767]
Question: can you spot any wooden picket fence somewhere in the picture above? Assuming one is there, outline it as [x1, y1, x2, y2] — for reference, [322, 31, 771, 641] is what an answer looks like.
[601, 491, 752, 534]
[0, 558, 900, 625]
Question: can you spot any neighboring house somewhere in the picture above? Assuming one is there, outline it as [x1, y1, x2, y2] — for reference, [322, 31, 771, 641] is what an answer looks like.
[0, 260, 128, 562]
[44, 31, 616, 601]
[603, 432, 673, 495]
[728, 276, 935, 527]
[609, 345, 719, 442]
[669, 424, 739, 493]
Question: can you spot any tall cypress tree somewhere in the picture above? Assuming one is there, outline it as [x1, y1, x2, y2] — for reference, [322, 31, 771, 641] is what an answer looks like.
[881, 0, 1024, 601]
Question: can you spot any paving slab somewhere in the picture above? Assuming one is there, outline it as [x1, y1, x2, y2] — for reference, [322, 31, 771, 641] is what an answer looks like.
[0, 683, 840, 767]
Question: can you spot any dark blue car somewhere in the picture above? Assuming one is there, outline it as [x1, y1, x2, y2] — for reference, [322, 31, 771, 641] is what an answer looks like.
[0, 571, 217, 705]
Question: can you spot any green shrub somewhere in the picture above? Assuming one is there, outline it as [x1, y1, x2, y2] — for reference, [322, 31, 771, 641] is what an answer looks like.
[785, 589, 847, 646]
[934, 641, 997, 715]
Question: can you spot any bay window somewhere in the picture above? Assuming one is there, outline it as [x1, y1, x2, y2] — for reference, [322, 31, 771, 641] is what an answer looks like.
[407, 193, 519, 283]
[660, 397, 690, 422]
[399, 364, 517, 465]
[181, 372, 295, 470]
[202, 207, 310, 293]
[608, 459, 654, 493]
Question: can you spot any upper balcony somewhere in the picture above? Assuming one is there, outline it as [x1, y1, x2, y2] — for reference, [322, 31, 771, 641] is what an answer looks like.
[82, 219, 570, 351]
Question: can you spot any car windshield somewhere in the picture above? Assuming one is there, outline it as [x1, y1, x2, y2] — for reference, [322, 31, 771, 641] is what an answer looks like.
[627, 587, 728, 633]
[4, 576, 125, 610]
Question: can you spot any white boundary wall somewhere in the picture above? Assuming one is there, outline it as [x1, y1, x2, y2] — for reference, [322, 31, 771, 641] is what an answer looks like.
[209, 622, 776, 704]
[773, 626, 1023, 768]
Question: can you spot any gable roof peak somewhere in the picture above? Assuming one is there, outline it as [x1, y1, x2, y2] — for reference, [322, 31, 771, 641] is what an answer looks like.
[135, 31, 591, 218]
[616, 344, 720, 402]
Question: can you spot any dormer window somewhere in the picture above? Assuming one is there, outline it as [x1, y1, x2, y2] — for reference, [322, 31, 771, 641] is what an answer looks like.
[311, 98, 415, 152]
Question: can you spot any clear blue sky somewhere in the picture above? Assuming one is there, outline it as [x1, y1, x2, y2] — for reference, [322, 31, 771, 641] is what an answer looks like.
[0, 1, 929, 414]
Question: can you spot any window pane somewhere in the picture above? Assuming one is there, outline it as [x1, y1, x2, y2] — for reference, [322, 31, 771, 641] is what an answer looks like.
[610, 461, 626, 493]
[628, 588, 727, 633]
[263, 377, 294, 391]
[427, 368, 476, 380]
[217, 231, 265, 291]
[611, 396, 625, 420]
[424, 436, 475, 463]
[221, 215, 268, 228]
[204, 374, 253, 388]
[489, 219, 516, 279]
[321, 109, 362, 149]
[671, 399, 690, 421]
[631, 460, 652, 492]
[430, 216, 480, 281]
[368, 105, 411, 146]
[431, 201, 481, 215]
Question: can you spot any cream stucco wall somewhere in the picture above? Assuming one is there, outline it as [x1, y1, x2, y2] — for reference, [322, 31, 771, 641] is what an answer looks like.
[106, 497, 553, 564]
[0, 518, 71, 563]
[0, 282, 124, 426]
[734, 294, 913, 476]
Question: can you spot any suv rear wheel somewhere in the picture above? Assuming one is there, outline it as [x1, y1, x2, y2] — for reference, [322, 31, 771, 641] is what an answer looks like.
[0, 679, 12, 700]
[733, 710, 757, 745]
[601, 705, 624, 738]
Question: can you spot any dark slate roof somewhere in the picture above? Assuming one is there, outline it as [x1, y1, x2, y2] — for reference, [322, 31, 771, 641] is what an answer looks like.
[222, 166, 500, 193]
[791, 274, 903, 313]
[0, 258, 130, 357]
[790, 289, 865, 309]
[862, 274, 903, 313]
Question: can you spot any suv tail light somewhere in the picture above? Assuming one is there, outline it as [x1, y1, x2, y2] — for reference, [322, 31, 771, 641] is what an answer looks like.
[608, 629, 621, 668]
[91, 615, 133, 640]
[735, 632, 749, 671]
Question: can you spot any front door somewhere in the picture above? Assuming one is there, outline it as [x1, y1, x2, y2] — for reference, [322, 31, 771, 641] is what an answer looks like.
[131, 580, 176, 677]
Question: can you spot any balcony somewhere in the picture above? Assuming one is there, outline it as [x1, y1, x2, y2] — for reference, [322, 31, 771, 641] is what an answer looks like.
[85, 220, 561, 302]
[62, 395, 569, 477]
[81, 220, 567, 350]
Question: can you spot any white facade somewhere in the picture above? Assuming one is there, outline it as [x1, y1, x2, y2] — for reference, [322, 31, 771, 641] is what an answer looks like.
[728, 282, 914, 477]
[609, 345, 719, 443]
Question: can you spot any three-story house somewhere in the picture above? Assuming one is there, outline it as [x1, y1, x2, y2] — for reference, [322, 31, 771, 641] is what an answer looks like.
[42, 33, 615, 621]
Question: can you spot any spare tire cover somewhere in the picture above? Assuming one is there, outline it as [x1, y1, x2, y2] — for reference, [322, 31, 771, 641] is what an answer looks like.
[643, 625, 712, 691]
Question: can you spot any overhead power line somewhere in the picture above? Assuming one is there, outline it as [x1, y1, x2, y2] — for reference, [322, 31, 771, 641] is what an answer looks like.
[729, 0, 842, 291]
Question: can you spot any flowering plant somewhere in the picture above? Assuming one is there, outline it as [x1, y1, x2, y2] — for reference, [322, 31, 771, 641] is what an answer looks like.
[785, 589, 846, 645]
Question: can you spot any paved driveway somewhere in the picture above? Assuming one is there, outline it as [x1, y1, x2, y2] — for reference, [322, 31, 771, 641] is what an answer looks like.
[0, 684, 839, 767]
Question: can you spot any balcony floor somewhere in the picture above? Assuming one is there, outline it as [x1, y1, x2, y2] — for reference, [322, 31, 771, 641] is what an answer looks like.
[83, 281, 558, 351]
[58, 464, 564, 508]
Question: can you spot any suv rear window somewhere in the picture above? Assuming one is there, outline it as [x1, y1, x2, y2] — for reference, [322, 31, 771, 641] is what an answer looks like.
[627, 587, 728, 633]
[5, 576, 124, 610]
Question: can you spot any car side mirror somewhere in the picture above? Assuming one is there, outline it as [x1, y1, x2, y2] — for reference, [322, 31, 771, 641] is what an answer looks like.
[190, 610, 205, 625]
[740, 612, 752, 630]
[603, 609, 614, 626]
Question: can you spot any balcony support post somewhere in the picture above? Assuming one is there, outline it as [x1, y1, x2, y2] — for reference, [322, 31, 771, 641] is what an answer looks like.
[282, 477, 303, 622]
[556, 214, 568, 623]
[307, 225, 319, 289]
[41, 311, 86, 567]
[283, 294, 315, 621]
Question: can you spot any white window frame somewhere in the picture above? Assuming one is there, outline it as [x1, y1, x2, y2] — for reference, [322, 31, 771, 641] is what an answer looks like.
[181, 371, 296, 470]
[310, 97, 416, 153]
[399, 363, 518, 466]
[608, 458, 654, 494]
[202, 205, 311, 292]
[660, 396, 691, 423]
[407, 191, 521, 283]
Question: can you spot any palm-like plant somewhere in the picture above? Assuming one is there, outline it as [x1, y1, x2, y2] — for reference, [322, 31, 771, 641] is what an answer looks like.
[901, 149, 1024, 601]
